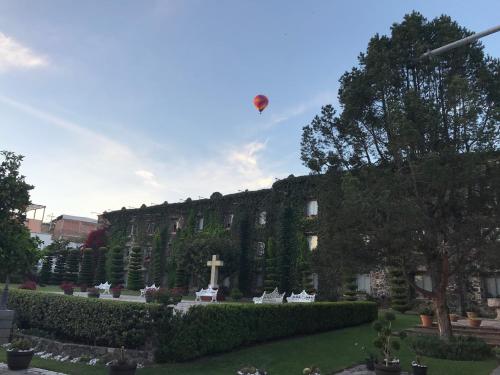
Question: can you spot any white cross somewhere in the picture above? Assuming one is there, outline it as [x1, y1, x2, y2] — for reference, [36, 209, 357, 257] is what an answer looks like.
[207, 254, 224, 288]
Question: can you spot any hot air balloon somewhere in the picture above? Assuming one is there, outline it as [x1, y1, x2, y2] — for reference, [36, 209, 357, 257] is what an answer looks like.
[253, 95, 269, 113]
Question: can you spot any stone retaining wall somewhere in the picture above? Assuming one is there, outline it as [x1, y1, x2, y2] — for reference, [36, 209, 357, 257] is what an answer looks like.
[15, 333, 153, 365]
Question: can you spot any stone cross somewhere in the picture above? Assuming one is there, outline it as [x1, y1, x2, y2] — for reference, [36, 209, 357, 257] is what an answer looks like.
[207, 254, 224, 288]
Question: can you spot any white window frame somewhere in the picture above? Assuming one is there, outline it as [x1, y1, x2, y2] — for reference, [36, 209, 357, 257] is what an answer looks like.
[357, 274, 371, 293]
[306, 200, 318, 217]
[258, 211, 267, 226]
[306, 235, 318, 251]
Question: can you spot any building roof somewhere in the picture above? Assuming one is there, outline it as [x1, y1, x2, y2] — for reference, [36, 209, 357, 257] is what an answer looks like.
[54, 215, 97, 224]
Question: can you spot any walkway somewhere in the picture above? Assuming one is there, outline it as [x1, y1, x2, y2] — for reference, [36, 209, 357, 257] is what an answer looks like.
[0, 364, 65, 375]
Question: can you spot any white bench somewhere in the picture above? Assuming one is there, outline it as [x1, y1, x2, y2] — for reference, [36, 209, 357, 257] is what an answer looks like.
[195, 285, 218, 302]
[286, 290, 316, 303]
[140, 283, 159, 297]
[94, 282, 111, 295]
[253, 287, 285, 304]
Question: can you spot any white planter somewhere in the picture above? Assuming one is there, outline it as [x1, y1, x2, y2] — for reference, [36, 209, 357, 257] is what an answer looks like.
[487, 298, 500, 320]
[0, 309, 14, 344]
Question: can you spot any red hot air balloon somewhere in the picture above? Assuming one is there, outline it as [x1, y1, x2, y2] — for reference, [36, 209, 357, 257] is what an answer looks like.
[253, 95, 269, 113]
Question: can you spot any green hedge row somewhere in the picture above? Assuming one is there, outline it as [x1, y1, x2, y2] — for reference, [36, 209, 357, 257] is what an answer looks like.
[8, 289, 170, 348]
[155, 301, 377, 362]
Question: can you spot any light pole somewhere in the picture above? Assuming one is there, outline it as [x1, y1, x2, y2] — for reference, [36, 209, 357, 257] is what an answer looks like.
[421, 24, 500, 59]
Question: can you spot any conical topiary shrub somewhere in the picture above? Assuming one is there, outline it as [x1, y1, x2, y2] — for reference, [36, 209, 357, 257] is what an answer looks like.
[94, 247, 108, 284]
[342, 273, 358, 301]
[78, 248, 94, 288]
[52, 251, 68, 285]
[39, 254, 53, 286]
[389, 267, 410, 313]
[110, 245, 125, 287]
[64, 249, 80, 283]
[127, 246, 144, 290]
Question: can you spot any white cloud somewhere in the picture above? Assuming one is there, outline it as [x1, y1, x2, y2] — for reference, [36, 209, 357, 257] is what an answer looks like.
[0, 32, 48, 72]
[1, 95, 283, 217]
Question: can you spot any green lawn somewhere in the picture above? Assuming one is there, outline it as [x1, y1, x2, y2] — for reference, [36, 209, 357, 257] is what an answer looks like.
[1, 312, 496, 375]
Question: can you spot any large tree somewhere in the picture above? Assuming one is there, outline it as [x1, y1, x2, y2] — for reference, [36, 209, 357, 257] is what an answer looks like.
[301, 13, 500, 338]
[0, 151, 39, 308]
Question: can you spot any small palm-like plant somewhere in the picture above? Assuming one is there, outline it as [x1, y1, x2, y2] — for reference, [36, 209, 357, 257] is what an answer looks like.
[372, 312, 406, 367]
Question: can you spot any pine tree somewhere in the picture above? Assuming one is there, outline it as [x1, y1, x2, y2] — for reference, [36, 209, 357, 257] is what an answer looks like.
[389, 267, 410, 313]
[127, 246, 144, 290]
[64, 250, 80, 283]
[78, 248, 94, 288]
[110, 245, 125, 286]
[39, 254, 53, 286]
[263, 237, 279, 292]
[94, 247, 108, 284]
[51, 251, 67, 285]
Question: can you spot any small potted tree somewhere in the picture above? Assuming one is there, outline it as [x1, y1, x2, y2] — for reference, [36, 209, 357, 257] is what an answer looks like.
[60, 282, 74, 295]
[237, 366, 267, 375]
[373, 312, 406, 375]
[111, 284, 123, 299]
[87, 287, 100, 298]
[7, 338, 34, 370]
[468, 316, 482, 328]
[108, 346, 137, 375]
[418, 306, 433, 328]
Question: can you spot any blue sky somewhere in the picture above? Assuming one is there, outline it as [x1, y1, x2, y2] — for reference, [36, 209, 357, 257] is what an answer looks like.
[1, 0, 499, 219]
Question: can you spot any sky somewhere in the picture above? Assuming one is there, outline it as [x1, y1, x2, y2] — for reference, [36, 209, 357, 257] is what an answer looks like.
[1, 1, 499, 220]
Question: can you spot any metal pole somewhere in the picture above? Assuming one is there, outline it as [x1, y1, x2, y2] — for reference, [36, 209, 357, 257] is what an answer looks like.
[421, 24, 500, 59]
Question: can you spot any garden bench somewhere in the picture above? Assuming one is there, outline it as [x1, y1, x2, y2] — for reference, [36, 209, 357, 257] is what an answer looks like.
[94, 282, 111, 295]
[195, 285, 218, 302]
[140, 283, 159, 297]
[253, 288, 285, 304]
[286, 290, 316, 303]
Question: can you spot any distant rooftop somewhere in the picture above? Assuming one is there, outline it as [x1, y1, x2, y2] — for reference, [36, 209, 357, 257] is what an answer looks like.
[54, 214, 97, 224]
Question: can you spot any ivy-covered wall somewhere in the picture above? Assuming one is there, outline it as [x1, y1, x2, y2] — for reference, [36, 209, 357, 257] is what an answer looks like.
[101, 174, 331, 296]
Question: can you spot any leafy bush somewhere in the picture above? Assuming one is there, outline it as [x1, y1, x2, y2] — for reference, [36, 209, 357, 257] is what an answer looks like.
[408, 335, 491, 361]
[8, 289, 170, 349]
[155, 301, 377, 362]
[9, 338, 32, 351]
[18, 281, 37, 290]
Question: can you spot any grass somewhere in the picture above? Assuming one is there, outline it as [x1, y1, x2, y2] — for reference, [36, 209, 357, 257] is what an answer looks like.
[1, 312, 496, 375]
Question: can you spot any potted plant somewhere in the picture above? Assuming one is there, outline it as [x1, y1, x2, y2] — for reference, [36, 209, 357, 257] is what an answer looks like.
[487, 295, 500, 320]
[468, 317, 482, 328]
[411, 355, 428, 375]
[111, 285, 123, 299]
[7, 338, 34, 370]
[237, 366, 267, 375]
[18, 280, 37, 290]
[60, 282, 74, 295]
[466, 304, 479, 319]
[87, 287, 100, 298]
[418, 306, 434, 328]
[303, 366, 321, 374]
[355, 342, 377, 370]
[449, 313, 459, 322]
[373, 312, 406, 375]
[108, 346, 137, 375]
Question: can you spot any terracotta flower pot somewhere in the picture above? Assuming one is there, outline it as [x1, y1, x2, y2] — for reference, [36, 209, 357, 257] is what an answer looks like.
[374, 363, 401, 375]
[7, 350, 34, 370]
[466, 311, 478, 319]
[468, 318, 482, 328]
[419, 315, 433, 328]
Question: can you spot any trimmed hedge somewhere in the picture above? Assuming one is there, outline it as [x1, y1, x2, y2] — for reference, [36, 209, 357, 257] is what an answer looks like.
[8, 289, 170, 348]
[408, 334, 491, 361]
[155, 301, 377, 362]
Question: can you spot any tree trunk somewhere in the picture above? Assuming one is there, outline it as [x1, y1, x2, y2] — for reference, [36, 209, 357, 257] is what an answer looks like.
[0, 275, 10, 310]
[433, 292, 453, 339]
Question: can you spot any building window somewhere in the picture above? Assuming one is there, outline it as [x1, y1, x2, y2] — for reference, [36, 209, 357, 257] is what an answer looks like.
[415, 274, 433, 292]
[256, 242, 265, 257]
[306, 200, 318, 217]
[225, 214, 234, 229]
[146, 222, 155, 235]
[306, 235, 318, 251]
[171, 218, 180, 233]
[197, 217, 204, 232]
[258, 211, 267, 226]
[357, 274, 371, 293]
[486, 276, 500, 297]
